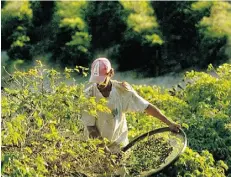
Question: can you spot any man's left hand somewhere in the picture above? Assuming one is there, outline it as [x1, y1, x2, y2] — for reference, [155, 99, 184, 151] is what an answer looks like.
[169, 122, 181, 133]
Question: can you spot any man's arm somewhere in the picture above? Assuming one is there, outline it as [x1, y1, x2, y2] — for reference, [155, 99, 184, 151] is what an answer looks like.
[145, 104, 181, 132]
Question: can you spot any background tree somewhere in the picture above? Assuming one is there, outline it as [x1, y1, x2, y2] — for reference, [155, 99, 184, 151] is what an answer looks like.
[1, 1, 231, 76]
[119, 1, 163, 75]
[85, 1, 126, 65]
[151, 1, 231, 72]
[29, 1, 54, 57]
[51, 1, 91, 67]
[151, 1, 202, 71]
[1, 1, 33, 62]
[193, 1, 231, 67]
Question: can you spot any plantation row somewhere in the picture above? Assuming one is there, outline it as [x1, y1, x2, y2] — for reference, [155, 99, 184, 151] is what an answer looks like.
[1, 62, 231, 176]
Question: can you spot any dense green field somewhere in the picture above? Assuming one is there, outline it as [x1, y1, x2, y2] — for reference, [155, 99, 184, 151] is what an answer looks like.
[1, 62, 231, 176]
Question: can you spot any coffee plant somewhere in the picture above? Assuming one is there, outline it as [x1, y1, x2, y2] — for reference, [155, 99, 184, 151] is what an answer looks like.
[1, 61, 118, 176]
[130, 63, 231, 176]
[1, 62, 230, 176]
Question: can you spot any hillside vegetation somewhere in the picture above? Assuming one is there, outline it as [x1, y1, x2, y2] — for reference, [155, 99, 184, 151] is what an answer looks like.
[1, 62, 231, 176]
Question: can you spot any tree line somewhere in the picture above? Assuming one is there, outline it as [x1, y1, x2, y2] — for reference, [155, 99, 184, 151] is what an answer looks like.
[1, 1, 231, 76]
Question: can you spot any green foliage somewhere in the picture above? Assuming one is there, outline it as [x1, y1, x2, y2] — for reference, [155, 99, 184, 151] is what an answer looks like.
[198, 2, 231, 39]
[191, 1, 231, 66]
[2, 1, 231, 75]
[191, 1, 213, 11]
[184, 69, 231, 117]
[133, 85, 190, 119]
[66, 32, 91, 53]
[1, 1, 33, 60]
[130, 63, 231, 175]
[2, 1, 231, 174]
[120, 1, 163, 46]
[1, 61, 120, 177]
[85, 1, 126, 53]
[145, 34, 163, 45]
[150, 1, 230, 71]
[1, 1, 32, 22]
[52, 1, 91, 66]
[2, 62, 231, 176]
[181, 65, 231, 169]
[151, 1, 198, 70]
[157, 148, 228, 177]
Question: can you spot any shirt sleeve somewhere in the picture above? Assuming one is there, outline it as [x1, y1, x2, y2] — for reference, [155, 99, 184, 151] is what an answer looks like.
[126, 89, 150, 112]
[81, 111, 96, 126]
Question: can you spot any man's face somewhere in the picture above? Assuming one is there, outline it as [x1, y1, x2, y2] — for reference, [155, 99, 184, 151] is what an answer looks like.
[97, 75, 110, 90]
[96, 69, 113, 90]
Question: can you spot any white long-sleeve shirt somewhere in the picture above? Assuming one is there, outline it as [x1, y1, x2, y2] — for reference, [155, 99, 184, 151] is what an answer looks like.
[81, 80, 149, 147]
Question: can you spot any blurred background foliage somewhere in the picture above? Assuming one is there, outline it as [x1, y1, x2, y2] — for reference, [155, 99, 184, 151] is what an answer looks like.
[2, 1, 231, 76]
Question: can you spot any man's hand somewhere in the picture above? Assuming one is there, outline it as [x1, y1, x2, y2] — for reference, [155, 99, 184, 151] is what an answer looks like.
[87, 126, 101, 138]
[104, 146, 112, 153]
[169, 122, 181, 133]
